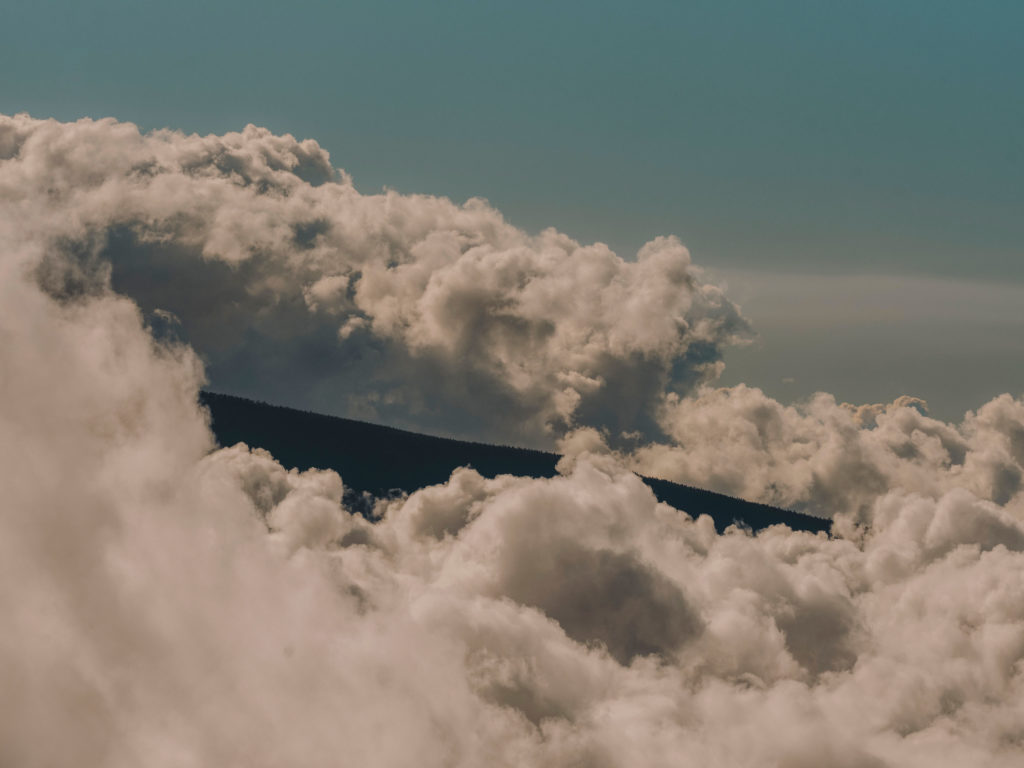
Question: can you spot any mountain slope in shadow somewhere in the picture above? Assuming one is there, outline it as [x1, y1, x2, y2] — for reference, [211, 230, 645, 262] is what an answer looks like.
[200, 392, 831, 535]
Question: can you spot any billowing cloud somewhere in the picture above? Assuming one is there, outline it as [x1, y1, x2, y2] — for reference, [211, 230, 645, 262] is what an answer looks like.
[4, 260, 1024, 764]
[614, 385, 1024, 520]
[0, 113, 749, 446]
[5, 113, 1024, 766]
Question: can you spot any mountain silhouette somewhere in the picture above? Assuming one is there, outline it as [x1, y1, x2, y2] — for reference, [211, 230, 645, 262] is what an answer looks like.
[200, 391, 831, 535]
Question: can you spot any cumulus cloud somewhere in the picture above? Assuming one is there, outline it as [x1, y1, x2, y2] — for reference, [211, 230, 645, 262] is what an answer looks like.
[617, 385, 1024, 520]
[0, 113, 748, 446]
[5, 113, 1024, 766]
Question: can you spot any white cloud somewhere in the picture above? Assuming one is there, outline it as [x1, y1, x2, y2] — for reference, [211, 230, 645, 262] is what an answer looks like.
[619, 385, 1024, 520]
[4, 113, 1024, 766]
[0, 113, 749, 446]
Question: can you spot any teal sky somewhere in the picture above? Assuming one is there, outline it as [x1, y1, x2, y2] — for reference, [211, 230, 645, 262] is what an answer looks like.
[3, 0, 1022, 418]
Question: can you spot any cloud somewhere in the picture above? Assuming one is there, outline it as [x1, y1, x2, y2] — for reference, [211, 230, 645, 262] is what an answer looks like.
[4, 113, 1024, 766]
[619, 385, 1024, 520]
[15, 112, 1019, 517]
[0, 113, 749, 446]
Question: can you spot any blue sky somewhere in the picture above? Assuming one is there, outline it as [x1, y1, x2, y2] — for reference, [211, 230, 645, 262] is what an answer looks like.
[3, 0, 1021, 418]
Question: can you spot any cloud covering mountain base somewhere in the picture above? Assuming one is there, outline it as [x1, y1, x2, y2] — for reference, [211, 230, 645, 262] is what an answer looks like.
[3, 115, 1024, 766]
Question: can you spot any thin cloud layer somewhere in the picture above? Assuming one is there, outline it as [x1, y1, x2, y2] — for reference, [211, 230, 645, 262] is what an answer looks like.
[4, 114, 1024, 766]
[0, 113, 748, 445]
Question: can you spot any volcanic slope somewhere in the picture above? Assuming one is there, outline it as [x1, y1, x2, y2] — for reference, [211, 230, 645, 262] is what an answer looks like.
[201, 392, 830, 534]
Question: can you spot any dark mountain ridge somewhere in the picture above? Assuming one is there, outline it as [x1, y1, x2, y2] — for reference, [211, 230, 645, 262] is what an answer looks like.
[200, 391, 831, 535]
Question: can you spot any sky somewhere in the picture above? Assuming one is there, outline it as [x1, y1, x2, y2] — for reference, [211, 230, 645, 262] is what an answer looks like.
[5, 5, 1024, 765]
[3, 0, 1022, 419]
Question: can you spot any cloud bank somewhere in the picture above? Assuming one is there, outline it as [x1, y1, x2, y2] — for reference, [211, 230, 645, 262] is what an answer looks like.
[0, 113, 748, 446]
[618, 386, 1024, 521]
[3, 114, 1024, 766]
